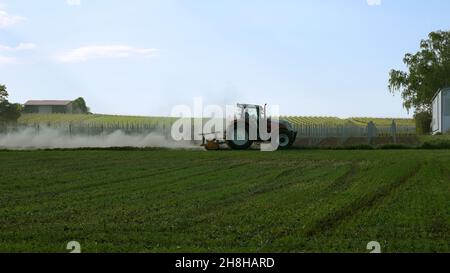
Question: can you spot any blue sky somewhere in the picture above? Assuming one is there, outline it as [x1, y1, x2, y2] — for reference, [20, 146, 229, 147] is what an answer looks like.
[0, 0, 449, 117]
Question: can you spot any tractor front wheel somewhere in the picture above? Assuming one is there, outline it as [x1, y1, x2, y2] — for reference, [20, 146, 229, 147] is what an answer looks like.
[226, 129, 253, 150]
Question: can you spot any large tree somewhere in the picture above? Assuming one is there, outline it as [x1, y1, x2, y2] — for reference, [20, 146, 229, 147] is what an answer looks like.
[389, 30, 450, 113]
[0, 84, 8, 102]
[72, 97, 90, 114]
[0, 84, 21, 122]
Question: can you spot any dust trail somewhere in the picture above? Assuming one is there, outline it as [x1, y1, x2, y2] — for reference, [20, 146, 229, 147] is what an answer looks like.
[0, 127, 198, 150]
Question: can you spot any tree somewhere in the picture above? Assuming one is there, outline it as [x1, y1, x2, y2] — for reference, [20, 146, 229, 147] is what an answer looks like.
[0, 84, 21, 122]
[388, 30, 450, 113]
[72, 97, 90, 114]
[0, 101, 21, 122]
[0, 84, 8, 103]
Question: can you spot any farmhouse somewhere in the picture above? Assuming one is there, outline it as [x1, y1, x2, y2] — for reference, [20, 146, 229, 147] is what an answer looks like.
[431, 87, 450, 134]
[24, 100, 74, 114]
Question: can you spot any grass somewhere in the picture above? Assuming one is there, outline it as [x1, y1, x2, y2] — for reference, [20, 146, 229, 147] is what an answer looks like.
[419, 134, 450, 143]
[0, 149, 448, 253]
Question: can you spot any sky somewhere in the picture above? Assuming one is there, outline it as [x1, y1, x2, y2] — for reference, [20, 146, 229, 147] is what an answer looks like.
[0, 0, 449, 118]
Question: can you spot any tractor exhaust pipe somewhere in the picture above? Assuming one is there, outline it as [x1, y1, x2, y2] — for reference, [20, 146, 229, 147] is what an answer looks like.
[264, 104, 267, 120]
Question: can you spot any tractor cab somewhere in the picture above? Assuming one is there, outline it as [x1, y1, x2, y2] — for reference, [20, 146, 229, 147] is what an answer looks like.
[235, 104, 266, 121]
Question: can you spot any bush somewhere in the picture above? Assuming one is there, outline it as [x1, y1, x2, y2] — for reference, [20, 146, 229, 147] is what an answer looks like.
[414, 111, 432, 134]
[421, 141, 450, 149]
[343, 145, 374, 150]
[377, 144, 412, 150]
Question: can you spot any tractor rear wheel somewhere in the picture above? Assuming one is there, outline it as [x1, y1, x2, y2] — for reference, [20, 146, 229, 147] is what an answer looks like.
[277, 131, 294, 150]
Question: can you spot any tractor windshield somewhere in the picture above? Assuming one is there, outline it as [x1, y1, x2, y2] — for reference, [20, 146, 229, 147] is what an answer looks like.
[236, 106, 259, 120]
[245, 108, 258, 119]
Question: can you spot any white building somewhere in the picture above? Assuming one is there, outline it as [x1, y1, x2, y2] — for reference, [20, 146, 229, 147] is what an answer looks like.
[431, 88, 450, 134]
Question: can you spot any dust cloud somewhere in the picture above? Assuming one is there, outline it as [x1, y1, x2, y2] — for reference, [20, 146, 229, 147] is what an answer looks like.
[0, 127, 198, 150]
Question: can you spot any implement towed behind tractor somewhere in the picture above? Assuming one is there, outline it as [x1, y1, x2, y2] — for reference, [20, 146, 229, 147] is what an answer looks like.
[201, 104, 297, 150]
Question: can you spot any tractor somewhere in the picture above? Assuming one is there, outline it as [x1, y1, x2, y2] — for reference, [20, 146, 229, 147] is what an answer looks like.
[201, 103, 297, 150]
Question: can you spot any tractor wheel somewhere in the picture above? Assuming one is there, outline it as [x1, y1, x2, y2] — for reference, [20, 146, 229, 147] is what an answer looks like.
[226, 128, 253, 150]
[277, 131, 294, 150]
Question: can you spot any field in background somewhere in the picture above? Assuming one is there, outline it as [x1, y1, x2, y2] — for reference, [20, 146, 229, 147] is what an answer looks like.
[18, 114, 177, 128]
[18, 114, 415, 127]
[284, 116, 415, 127]
[0, 149, 448, 253]
[14, 114, 417, 140]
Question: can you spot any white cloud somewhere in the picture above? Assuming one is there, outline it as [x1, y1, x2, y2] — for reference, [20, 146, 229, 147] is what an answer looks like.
[57, 45, 160, 63]
[16, 43, 36, 50]
[66, 0, 81, 6]
[0, 43, 36, 52]
[0, 42, 35, 65]
[0, 55, 18, 65]
[367, 0, 382, 6]
[0, 9, 25, 28]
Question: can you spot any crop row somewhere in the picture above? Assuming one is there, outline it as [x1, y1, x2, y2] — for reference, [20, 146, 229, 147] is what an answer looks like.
[18, 114, 415, 128]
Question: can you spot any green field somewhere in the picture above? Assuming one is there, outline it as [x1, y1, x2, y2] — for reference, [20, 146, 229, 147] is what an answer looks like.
[0, 149, 448, 253]
[18, 114, 177, 127]
[18, 114, 415, 127]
